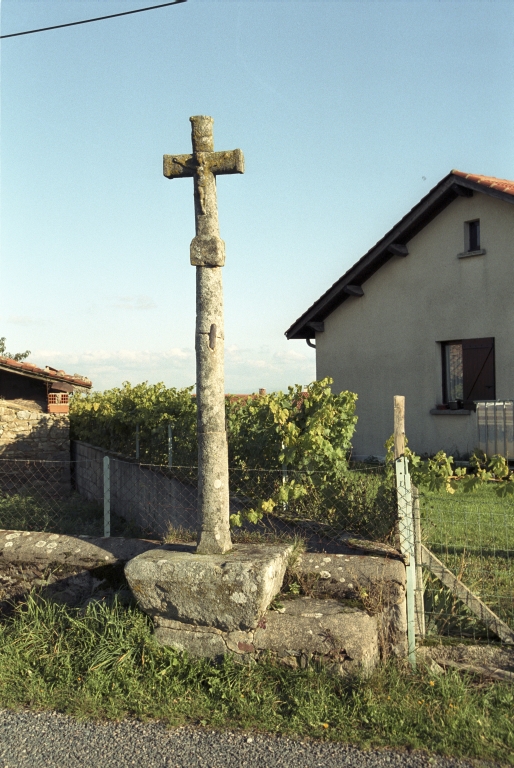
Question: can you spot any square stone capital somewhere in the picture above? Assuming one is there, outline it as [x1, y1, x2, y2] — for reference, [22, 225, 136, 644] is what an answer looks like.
[190, 236, 225, 267]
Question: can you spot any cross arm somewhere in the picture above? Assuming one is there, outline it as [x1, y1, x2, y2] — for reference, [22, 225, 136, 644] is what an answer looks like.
[163, 153, 196, 179]
[209, 149, 244, 176]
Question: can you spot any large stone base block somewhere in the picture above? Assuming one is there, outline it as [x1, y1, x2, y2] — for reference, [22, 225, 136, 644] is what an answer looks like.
[124, 543, 293, 632]
[153, 598, 380, 675]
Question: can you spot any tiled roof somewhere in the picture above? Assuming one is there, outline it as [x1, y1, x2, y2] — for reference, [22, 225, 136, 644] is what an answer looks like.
[452, 170, 514, 196]
[0, 356, 92, 389]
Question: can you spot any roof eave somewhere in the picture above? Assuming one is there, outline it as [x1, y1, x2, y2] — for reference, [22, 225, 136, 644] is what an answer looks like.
[285, 172, 514, 340]
[0, 360, 92, 390]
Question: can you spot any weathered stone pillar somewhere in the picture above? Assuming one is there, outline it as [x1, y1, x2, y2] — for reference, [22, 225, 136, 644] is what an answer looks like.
[195, 265, 230, 553]
[163, 116, 244, 554]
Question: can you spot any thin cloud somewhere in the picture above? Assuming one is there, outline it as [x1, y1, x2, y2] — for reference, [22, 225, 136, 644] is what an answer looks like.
[113, 295, 157, 311]
[7, 315, 40, 326]
[30, 344, 315, 393]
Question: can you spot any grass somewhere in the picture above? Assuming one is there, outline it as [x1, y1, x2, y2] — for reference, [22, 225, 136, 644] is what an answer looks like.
[0, 595, 512, 764]
[421, 485, 514, 552]
[420, 486, 514, 637]
[0, 492, 140, 538]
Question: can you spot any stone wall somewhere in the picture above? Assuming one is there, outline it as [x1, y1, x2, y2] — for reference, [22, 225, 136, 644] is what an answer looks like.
[0, 400, 70, 461]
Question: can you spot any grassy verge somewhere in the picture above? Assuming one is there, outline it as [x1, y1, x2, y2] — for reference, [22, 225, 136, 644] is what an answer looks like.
[0, 492, 141, 538]
[0, 596, 512, 764]
[420, 487, 514, 637]
[421, 485, 514, 552]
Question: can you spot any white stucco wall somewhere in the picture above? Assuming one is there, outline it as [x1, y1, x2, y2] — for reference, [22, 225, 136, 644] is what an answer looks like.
[316, 192, 514, 458]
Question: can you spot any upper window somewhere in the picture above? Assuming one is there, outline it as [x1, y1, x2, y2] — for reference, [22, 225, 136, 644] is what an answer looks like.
[442, 338, 495, 406]
[466, 219, 480, 252]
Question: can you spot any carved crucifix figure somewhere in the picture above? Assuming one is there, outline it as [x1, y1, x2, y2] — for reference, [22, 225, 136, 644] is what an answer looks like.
[164, 116, 244, 554]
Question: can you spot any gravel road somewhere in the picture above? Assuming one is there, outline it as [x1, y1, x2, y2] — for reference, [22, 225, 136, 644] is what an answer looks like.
[0, 710, 489, 768]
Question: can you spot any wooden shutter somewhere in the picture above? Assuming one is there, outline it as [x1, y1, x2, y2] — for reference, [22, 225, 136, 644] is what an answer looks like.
[462, 338, 495, 401]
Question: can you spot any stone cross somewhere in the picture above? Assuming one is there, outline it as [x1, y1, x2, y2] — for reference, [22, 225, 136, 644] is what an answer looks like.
[163, 116, 244, 554]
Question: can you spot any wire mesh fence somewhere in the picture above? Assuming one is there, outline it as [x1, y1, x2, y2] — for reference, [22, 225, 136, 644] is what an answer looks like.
[1, 449, 513, 646]
[0, 455, 395, 546]
[418, 488, 514, 644]
[395, 469, 514, 652]
[0, 457, 196, 539]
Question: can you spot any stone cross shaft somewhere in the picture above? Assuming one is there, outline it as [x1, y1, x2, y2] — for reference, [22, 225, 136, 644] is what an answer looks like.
[164, 116, 244, 554]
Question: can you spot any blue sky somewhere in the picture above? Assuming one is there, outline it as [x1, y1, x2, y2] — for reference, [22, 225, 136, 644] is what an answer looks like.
[2, 0, 513, 392]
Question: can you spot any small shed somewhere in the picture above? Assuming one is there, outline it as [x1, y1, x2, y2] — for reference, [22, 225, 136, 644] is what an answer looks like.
[0, 357, 92, 461]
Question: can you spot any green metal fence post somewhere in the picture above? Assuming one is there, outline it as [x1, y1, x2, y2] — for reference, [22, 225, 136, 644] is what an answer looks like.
[412, 485, 426, 638]
[281, 442, 288, 510]
[103, 455, 111, 537]
[396, 455, 416, 669]
[168, 424, 173, 467]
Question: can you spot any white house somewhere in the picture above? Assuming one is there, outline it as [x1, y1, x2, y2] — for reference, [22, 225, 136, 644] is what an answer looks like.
[285, 170, 514, 459]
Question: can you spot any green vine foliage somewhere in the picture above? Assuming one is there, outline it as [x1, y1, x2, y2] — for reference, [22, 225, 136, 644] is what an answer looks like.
[384, 436, 514, 497]
[71, 378, 377, 534]
[227, 380, 357, 473]
[227, 379, 359, 527]
[70, 382, 197, 466]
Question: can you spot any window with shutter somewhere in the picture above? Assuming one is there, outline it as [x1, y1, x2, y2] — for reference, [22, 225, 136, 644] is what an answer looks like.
[462, 338, 495, 401]
[467, 220, 480, 252]
[441, 338, 495, 407]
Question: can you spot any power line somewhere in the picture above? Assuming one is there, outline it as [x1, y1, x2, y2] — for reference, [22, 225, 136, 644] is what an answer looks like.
[0, 0, 187, 39]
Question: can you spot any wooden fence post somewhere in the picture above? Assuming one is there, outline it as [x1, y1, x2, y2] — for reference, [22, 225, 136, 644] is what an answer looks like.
[394, 395, 405, 459]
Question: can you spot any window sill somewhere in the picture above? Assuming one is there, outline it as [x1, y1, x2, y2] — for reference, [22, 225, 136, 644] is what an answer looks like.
[430, 409, 471, 416]
[457, 249, 486, 259]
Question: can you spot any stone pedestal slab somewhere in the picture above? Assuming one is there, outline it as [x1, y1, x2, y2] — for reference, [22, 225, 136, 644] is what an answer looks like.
[253, 598, 379, 672]
[124, 543, 293, 632]
[152, 597, 380, 675]
[291, 552, 407, 657]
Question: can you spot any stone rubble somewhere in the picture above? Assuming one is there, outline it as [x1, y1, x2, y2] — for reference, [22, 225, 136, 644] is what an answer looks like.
[0, 559, 132, 617]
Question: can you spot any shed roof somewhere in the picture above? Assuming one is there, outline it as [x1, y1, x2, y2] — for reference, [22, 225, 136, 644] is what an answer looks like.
[0, 356, 92, 390]
[285, 170, 514, 340]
